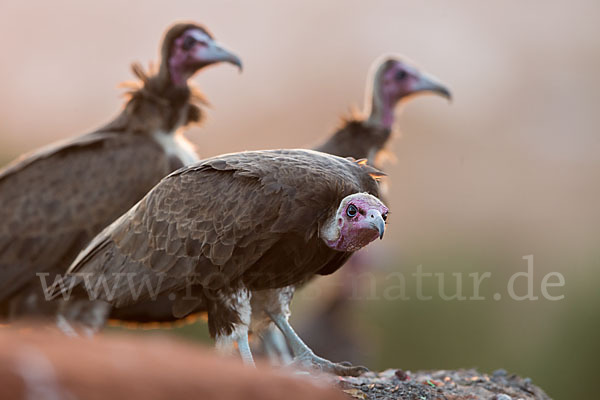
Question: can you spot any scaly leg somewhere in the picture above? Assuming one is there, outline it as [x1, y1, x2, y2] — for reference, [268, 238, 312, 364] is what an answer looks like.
[56, 299, 111, 337]
[267, 311, 368, 376]
[215, 328, 255, 366]
[236, 330, 255, 366]
[261, 323, 293, 365]
[56, 314, 78, 337]
[214, 288, 255, 366]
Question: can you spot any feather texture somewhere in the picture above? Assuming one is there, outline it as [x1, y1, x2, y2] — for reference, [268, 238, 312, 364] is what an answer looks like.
[0, 134, 177, 302]
[62, 150, 381, 334]
[314, 119, 392, 167]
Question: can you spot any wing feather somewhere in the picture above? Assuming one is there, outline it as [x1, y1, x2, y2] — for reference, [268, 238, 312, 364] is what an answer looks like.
[0, 133, 172, 301]
[64, 149, 381, 306]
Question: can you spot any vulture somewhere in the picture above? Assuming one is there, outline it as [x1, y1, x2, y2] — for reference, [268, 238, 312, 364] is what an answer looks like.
[52, 149, 389, 376]
[105, 56, 451, 373]
[315, 55, 451, 165]
[0, 22, 241, 319]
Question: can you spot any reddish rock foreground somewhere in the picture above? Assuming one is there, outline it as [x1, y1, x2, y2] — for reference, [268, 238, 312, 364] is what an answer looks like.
[0, 325, 345, 400]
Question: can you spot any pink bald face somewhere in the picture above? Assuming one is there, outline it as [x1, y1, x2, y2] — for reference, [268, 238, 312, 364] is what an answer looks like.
[371, 58, 451, 129]
[168, 28, 242, 87]
[381, 60, 447, 102]
[379, 59, 451, 105]
[381, 61, 417, 102]
[322, 193, 389, 252]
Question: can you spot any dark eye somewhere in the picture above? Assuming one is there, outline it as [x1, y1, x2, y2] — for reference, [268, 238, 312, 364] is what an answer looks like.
[395, 70, 408, 80]
[382, 212, 388, 222]
[346, 204, 358, 218]
[182, 36, 197, 51]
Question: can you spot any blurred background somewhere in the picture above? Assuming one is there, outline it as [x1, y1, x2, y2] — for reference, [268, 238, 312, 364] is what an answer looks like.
[1, 0, 598, 398]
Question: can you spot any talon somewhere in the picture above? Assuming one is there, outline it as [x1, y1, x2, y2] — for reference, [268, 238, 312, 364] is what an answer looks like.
[335, 364, 369, 377]
[289, 352, 369, 377]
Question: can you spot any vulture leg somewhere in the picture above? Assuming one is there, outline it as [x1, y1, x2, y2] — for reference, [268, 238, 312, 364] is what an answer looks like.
[236, 331, 255, 366]
[213, 288, 255, 366]
[56, 314, 79, 337]
[250, 287, 294, 365]
[56, 299, 111, 337]
[215, 327, 255, 366]
[267, 311, 368, 377]
[261, 324, 293, 365]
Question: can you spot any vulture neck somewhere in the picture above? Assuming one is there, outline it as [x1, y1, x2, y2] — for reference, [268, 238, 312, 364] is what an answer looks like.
[162, 55, 192, 89]
[100, 67, 201, 136]
[365, 92, 397, 131]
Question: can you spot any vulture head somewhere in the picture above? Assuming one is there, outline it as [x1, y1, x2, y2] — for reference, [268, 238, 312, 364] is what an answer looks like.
[367, 56, 451, 129]
[321, 193, 389, 252]
[159, 22, 242, 87]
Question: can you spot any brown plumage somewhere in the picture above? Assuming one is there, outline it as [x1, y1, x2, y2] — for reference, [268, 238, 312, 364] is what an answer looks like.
[51, 150, 388, 376]
[0, 21, 241, 316]
[58, 150, 383, 335]
[0, 135, 177, 304]
[315, 118, 391, 166]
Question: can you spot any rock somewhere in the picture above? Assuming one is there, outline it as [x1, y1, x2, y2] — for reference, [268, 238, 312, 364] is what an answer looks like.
[337, 368, 551, 400]
[0, 325, 345, 400]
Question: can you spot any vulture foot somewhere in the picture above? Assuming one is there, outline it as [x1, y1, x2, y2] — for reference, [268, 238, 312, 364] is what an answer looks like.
[292, 352, 369, 376]
[266, 311, 368, 376]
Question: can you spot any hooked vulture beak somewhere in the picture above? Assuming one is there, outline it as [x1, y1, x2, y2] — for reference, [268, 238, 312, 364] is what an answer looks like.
[367, 210, 386, 240]
[411, 73, 452, 101]
[202, 40, 243, 71]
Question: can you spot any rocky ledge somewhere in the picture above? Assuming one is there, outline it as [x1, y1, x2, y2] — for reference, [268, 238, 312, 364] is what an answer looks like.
[336, 368, 551, 400]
